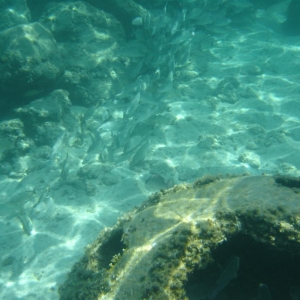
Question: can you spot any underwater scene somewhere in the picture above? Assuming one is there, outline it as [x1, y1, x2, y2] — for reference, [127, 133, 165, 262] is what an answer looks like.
[0, 0, 300, 299]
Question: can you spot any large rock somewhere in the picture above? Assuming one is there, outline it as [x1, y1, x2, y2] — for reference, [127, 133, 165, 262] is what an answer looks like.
[27, 0, 149, 37]
[0, 0, 31, 31]
[39, 1, 127, 106]
[15, 89, 71, 145]
[40, 1, 125, 43]
[86, 0, 149, 37]
[0, 22, 63, 112]
[59, 174, 300, 300]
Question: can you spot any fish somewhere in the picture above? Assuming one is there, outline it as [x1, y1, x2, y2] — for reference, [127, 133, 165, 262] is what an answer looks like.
[99, 146, 111, 162]
[132, 104, 159, 125]
[80, 104, 99, 135]
[145, 174, 169, 191]
[60, 152, 69, 181]
[116, 40, 149, 58]
[30, 186, 50, 213]
[181, 8, 187, 22]
[138, 75, 150, 91]
[132, 17, 143, 26]
[111, 132, 121, 151]
[88, 132, 104, 154]
[83, 104, 98, 121]
[214, 16, 231, 27]
[125, 92, 140, 117]
[31, 195, 54, 220]
[176, 43, 191, 66]
[151, 112, 176, 126]
[17, 211, 33, 236]
[190, 9, 214, 26]
[0, 189, 40, 235]
[130, 139, 150, 168]
[208, 255, 240, 300]
[139, 90, 159, 105]
[122, 135, 144, 154]
[116, 75, 148, 99]
[84, 128, 104, 159]
[130, 58, 144, 78]
[169, 29, 192, 45]
[97, 120, 125, 133]
[152, 68, 161, 81]
[171, 20, 179, 35]
[50, 131, 65, 160]
[82, 153, 98, 165]
[157, 72, 173, 94]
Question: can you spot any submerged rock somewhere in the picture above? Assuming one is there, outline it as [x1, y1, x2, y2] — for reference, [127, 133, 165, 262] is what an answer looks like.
[0, 22, 63, 111]
[0, 0, 31, 31]
[59, 174, 300, 300]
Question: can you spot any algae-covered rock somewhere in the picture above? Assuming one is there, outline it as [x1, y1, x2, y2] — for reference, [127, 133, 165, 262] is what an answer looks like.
[59, 174, 300, 300]
[0, 0, 31, 31]
[0, 22, 63, 112]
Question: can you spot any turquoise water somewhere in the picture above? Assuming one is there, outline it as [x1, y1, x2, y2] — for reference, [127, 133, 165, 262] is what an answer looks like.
[0, 0, 299, 299]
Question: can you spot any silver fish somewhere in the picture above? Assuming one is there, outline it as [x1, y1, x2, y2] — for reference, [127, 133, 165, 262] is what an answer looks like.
[157, 79, 173, 94]
[111, 132, 121, 150]
[122, 135, 144, 154]
[169, 30, 192, 45]
[6, 190, 35, 209]
[153, 68, 161, 81]
[130, 139, 150, 168]
[214, 16, 231, 27]
[117, 40, 149, 58]
[125, 92, 140, 117]
[82, 153, 98, 165]
[50, 131, 65, 160]
[209, 255, 240, 300]
[171, 20, 179, 35]
[60, 152, 69, 181]
[116, 76, 145, 99]
[30, 186, 50, 214]
[145, 174, 168, 192]
[88, 132, 104, 154]
[97, 120, 125, 133]
[17, 211, 33, 236]
[2, 187, 52, 235]
[132, 104, 159, 125]
[83, 104, 98, 121]
[132, 17, 143, 26]
[0, 203, 33, 235]
[130, 59, 144, 78]
[192, 13, 213, 26]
